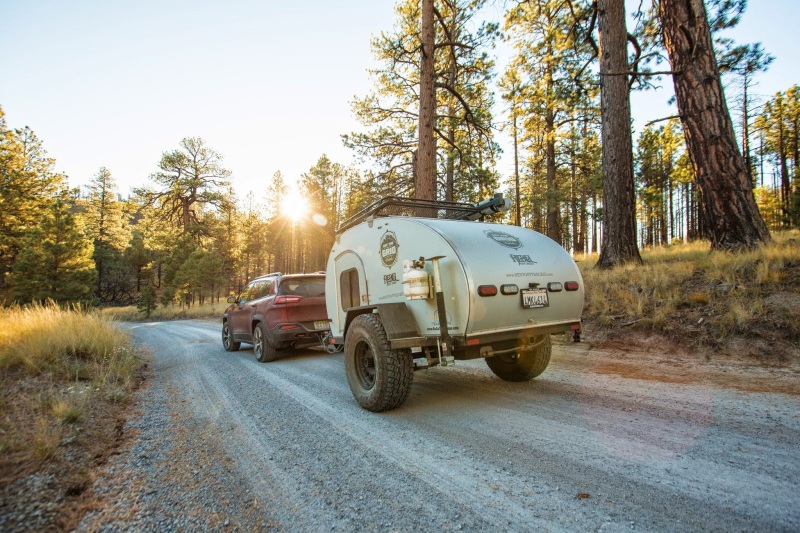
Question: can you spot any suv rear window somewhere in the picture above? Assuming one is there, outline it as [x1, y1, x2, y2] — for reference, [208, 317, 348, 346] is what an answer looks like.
[278, 277, 325, 298]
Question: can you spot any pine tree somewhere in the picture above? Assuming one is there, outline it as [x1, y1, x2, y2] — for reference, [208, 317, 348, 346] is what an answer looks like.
[636, 119, 687, 246]
[0, 108, 66, 288]
[141, 137, 233, 237]
[756, 86, 800, 227]
[137, 284, 157, 318]
[344, 0, 498, 201]
[81, 167, 132, 302]
[499, 65, 525, 226]
[504, 0, 594, 246]
[592, 0, 642, 266]
[8, 196, 96, 303]
[719, 43, 774, 186]
[300, 155, 347, 271]
[658, 0, 770, 250]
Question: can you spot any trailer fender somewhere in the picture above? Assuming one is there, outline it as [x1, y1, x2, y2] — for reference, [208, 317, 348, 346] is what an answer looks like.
[343, 303, 425, 349]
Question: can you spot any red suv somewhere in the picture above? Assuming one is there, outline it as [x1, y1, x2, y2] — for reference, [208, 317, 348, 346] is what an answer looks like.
[222, 272, 330, 362]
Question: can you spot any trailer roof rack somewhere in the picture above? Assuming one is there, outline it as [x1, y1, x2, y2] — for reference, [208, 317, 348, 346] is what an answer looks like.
[337, 194, 509, 234]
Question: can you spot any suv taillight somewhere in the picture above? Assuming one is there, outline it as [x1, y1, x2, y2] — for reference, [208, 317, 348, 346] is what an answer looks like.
[274, 295, 303, 304]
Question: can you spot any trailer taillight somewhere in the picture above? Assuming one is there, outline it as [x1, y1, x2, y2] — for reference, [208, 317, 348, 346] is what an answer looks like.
[477, 285, 498, 296]
[564, 281, 580, 291]
[547, 282, 563, 292]
[274, 295, 303, 304]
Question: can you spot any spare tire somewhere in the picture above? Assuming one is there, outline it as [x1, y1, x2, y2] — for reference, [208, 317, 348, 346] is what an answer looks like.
[485, 335, 551, 382]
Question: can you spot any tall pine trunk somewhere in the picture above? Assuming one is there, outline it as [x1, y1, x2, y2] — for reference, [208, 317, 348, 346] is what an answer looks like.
[544, 49, 561, 245]
[416, 0, 437, 200]
[659, 0, 769, 250]
[513, 113, 521, 226]
[596, 0, 642, 268]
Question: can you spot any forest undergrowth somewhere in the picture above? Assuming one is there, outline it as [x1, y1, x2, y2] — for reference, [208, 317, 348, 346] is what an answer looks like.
[579, 230, 800, 360]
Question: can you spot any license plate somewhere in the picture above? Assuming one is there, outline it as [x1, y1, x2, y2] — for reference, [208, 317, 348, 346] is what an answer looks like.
[314, 320, 330, 330]
[521, 288, 549, 309]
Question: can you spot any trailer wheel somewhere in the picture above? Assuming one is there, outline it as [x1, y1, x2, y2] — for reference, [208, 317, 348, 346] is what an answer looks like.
[344, 313, 413, 412]
[485, 335, 551, 382]
[253, 322, 278, 363]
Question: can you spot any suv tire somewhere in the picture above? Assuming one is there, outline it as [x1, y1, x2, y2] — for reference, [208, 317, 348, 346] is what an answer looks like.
[344, 313, 412, 412]
[222, 322, 240, 352]
[253, 322, 278, 363]
[485, 335, 551, 381]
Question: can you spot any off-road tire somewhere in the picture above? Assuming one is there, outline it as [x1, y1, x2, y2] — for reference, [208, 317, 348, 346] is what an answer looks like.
[485, 335, 552, 382]
[344, 313, 413, 412]
[253, 322, 278, 363]
[222, 322, 240, 352]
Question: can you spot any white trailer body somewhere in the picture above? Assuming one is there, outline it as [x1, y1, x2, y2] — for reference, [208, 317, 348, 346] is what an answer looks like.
[326, 217, 583, 344]
[325, 196, 584, 412]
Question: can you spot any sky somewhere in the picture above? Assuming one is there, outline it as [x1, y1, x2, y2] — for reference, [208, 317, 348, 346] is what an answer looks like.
[1, 0, 798, 199]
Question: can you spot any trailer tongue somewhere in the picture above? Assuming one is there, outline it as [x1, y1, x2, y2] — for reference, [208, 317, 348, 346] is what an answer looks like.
[325, 195, 584, 412]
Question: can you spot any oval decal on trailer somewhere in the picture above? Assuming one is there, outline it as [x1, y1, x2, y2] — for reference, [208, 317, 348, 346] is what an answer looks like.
[380, 230, 399, 268]
[484, 230, 523, 249]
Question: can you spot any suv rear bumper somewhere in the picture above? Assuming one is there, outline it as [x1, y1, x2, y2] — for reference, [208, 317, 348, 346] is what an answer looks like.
[270, 322, 330, 345]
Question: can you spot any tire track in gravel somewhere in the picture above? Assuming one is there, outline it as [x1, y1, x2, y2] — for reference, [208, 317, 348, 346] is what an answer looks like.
[176, 349, 343, 527]
[141, 320, 328, 529]
[237, 356, 563, 531]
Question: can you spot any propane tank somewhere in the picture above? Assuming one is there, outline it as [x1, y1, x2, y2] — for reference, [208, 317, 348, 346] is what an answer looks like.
[403, 257, 431, 299]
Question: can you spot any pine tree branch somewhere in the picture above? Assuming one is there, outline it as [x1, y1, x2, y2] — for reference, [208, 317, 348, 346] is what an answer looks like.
[600, 70, 681, 76]
[644, 115, 682, 127]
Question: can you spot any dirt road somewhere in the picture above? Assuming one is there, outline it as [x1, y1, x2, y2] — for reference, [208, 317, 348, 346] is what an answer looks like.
[79, 319, 799, 532]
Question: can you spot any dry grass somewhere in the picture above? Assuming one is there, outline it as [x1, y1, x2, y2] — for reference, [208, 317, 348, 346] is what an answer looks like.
[0, 302, 139, 380]
[578, 230, 800, 356]
[0, 302, 143, 529]
[101, 300, 229, 322]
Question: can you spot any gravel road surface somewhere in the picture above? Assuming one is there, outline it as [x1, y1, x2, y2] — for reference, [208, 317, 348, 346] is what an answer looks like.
[78, 319, 799, 532]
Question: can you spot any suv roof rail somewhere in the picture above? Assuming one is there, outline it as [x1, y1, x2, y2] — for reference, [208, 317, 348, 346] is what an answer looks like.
[258, 271, 282, 278]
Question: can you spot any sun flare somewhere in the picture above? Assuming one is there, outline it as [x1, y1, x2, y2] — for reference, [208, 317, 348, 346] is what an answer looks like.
[282, 190, 309, 222]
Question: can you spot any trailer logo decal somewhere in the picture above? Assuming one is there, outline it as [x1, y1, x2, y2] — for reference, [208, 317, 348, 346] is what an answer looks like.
[427, 310, 458, 332]
[383, 272, 398, 286]
[380, 230, 399, 268]
[510, 254, 538, 265]
[484, 230, 522, 249]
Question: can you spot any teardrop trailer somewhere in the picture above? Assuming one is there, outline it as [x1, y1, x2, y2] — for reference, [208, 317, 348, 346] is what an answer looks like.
[324, 194, 585, 412]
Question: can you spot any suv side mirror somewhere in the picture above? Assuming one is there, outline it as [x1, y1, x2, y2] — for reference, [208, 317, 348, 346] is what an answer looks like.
[226, 296, 237, 304]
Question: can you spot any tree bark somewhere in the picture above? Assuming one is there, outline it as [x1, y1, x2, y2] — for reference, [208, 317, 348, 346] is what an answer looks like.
[513, 113, 521, 226]
[416, 0, 437, 200]
[596, 0, 642, 268]
[659, 0, 770, 250]
[543, 43, 562, 245]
